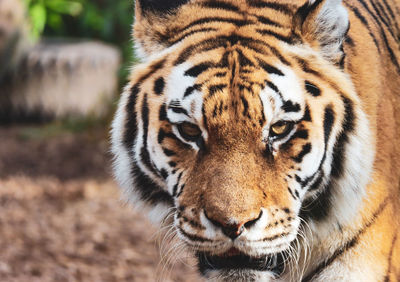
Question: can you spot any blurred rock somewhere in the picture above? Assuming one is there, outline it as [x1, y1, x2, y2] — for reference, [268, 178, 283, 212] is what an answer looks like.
[0, 41, 121, 122]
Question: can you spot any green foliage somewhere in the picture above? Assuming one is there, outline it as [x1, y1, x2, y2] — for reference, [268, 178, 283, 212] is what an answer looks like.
[24, 0, 137, 84]
[25, 0, 84, 40]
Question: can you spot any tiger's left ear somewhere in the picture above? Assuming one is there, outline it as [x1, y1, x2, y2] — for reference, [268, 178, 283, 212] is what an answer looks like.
[293, 0, 349, 64]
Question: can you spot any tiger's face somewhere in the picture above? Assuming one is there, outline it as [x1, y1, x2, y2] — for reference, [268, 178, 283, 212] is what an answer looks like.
[112, 0, 373, 280]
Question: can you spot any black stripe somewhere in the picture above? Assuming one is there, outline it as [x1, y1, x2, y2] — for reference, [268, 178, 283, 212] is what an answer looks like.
[168, 105, 189, 116]
[160, 168, 168, 179]
[240, 96, 249, 117]
[302, 198, 389, 282]
[140, 94, 161, 178]
[257, 58, 284, 76]
[300, 178, 332, 221]
[178, 227, 213, 242]
[323, 106, 335, 145]
[294, 57, 322, 76]
[256, 16, 284, 28]
[201, 1, 240, 12]
[178, 17, 252, 34]
[202, 105, 208, 131]
[282, 101, 301, 113]
[261, 232, 290, 241]
[288, 187, 297, 200]
[137, 59, 166, 84]
[162, 148, 176, 156]
[159, 104, 167, 121]
[357, 0, 400, 73]
[236, 49, 255, 67]
[123, 84, 140, 149]
[153, 77, 165, 95]
[308, 173, 324, 191]
[367, 0, 397, 40]
[158, 128, 166, 144]
[174, 34, 271, 65]
[302, 105, 312, 122]
[173, 172, 183, 196]
[345, 4, 381, 53]
[373, 0, 392, 29]
[380, 0, 398, 26]
[293, 129, 309, 140]
[269, 45, 291, 65]
[305, 81, 321, 97]
[384, 233, 398, 282]
[215, 71, 227, 77]
[331, 96, 354, 178]
[176, 184, 185, 197]
[258, 95, 266, 126]
[185, 62, 213, 77]
[165, 131, 190, 147]
[345, 35, 355, 48]
[294, 0, 324, 28]
[292, 143, 312, 163]
[184, 84, 202, 98]
[130, 164, 173, 205]
[256, 29, 293, 44]
[174, 37, 227, 65]
[265, 81, 284, 101]
[169, 27, 218, 45]
[247, 0, 294, 15]
[208, 84, 227, 98]
[238, 83, 253, 93]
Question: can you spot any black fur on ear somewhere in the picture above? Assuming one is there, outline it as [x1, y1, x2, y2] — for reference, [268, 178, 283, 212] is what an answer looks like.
[137, 0, 190, 13]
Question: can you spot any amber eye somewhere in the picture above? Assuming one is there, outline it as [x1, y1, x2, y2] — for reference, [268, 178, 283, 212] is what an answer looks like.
[270, 121, 293, 138]
[177, 122, 202, 141]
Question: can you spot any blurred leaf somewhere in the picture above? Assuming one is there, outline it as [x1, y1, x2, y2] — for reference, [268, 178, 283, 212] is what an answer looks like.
[47, 12, 63, 30]
[45, 0, 83, 16]
[29, 3, 47, 39]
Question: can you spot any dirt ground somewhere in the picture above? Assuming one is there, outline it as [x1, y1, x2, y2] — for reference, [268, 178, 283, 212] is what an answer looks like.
[0, 124, 203, 282]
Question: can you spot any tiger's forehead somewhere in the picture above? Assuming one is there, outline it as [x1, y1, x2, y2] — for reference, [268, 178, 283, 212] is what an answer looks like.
[163, 47, 305, 134]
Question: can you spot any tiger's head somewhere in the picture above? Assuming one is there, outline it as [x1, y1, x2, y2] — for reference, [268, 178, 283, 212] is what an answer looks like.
[111, 0, 374, 280]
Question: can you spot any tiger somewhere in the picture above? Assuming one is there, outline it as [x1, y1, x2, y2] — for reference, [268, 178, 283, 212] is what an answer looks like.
[111, 0, 400, 281]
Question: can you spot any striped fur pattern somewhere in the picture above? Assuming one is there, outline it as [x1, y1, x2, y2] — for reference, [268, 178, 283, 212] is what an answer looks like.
[111, 0, 400, 281]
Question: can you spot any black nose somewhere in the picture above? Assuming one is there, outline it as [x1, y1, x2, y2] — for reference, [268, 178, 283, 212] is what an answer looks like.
[221, 224, 245, 239]
[205, 210, 263, 240]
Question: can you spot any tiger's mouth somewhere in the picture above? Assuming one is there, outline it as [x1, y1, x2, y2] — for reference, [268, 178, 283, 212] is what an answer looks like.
[196, 248, 285, 275]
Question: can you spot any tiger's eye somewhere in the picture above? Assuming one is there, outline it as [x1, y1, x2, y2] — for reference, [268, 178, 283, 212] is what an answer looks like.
[178, 122, 202, 139]
[270, 121, 291, 136]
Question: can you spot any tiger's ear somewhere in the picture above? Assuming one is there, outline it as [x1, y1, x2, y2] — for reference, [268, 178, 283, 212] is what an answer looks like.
[293, 0, 349, 64]
[137, 0, 190, 13]
[134, 0, 190, 60]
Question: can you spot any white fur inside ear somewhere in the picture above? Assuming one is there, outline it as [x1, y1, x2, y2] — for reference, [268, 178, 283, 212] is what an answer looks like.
[307, 0, 349, 62]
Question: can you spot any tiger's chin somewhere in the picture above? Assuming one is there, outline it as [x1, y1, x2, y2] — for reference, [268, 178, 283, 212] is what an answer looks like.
[196, 248, 285, 282]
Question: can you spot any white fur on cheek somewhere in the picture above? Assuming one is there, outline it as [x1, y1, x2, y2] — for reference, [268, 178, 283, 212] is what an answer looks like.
[111, 86, 172, 225]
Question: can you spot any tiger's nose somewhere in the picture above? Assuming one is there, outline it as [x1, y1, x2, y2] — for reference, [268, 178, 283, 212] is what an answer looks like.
[205, 210, 263, 240]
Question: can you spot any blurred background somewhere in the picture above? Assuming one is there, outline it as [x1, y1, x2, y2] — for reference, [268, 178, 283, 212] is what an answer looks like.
[0, 0, 201, 281]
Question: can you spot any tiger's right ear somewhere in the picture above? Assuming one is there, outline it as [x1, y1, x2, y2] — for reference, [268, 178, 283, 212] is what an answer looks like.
[134, 0, 191, 60]
[293, 0, 349, 65]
